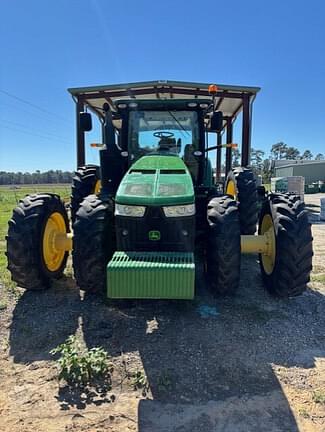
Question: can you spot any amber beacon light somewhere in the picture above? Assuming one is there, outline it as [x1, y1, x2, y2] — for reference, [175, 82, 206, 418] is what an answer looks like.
[208, 84, 218, 94]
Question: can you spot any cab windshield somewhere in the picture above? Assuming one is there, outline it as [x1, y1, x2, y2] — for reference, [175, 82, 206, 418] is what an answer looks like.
[128, 110, 200, 180]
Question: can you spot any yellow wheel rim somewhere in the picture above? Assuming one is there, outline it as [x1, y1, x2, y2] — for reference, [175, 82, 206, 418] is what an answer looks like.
[260, 214, 276, 274]
[226, 179, 237, 198]
[42, 212, 67, 272]
[94, 180, 101, 194]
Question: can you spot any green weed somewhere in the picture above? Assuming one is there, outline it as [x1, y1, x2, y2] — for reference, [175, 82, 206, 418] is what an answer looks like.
[50, 335, 113, 385]
[299, 408, 310, 418]
[311, 274, 325, 284]
[312, 390, 325, 404]
[131, 370, 148, 391]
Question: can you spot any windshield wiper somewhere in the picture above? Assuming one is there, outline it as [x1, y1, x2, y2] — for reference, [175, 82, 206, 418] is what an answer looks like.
[167, 111, 190, 137]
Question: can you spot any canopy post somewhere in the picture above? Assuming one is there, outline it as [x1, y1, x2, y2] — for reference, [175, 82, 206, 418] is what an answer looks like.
[241, 94, 250, 167]
[216, 132, 222, 181]
[76, 97, 85, 168]
[225, 118, 233, 176]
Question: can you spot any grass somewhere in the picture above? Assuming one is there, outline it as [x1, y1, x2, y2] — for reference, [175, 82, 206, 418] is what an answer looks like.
[299, 408, 310, 418]
[0, 184, 71, 295]
[312, 390, 325, 404]
[310, 274, 325, 283]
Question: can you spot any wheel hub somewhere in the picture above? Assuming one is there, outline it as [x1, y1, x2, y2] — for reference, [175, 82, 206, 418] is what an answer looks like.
[42, 212, 68, 272]
[260, 214, 276, 274]
[94, 179, 101, 194]
[226, 179, 237, 198]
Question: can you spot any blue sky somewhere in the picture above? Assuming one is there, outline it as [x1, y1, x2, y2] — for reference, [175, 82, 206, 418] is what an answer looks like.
[1, 0, 324, 172]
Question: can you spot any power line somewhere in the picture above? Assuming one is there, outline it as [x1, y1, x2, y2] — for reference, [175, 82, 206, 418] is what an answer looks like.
[0, 89, 71, 125]
[0, 119, 71, 143]
[1, 125, 72, 146]
[0, 99, 70, 125]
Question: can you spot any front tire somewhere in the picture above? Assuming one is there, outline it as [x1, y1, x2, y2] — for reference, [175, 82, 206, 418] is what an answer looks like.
[6, 194, 69, 290]
[72, 195, 115, 294]
[206, 195, 241, 295]
[259, 193, 313, 297]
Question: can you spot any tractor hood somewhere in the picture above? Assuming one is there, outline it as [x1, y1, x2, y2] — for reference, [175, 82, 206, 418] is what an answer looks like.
[115, 155, 194, 206]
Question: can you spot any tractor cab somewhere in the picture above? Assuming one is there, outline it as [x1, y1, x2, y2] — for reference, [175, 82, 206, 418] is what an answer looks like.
[114, 98, 210, 185]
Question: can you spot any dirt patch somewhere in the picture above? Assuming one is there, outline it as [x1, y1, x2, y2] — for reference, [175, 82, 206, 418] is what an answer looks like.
[0, 194, 324, 432]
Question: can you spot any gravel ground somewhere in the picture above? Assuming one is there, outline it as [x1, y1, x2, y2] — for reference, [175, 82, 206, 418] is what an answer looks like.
[0, 194, 324, 432]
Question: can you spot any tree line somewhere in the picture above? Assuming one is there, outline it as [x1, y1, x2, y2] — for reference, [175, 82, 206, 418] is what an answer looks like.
[0, 170, 73, 185]
[233, 142, 324, 183]
[0, 143, 323, 185]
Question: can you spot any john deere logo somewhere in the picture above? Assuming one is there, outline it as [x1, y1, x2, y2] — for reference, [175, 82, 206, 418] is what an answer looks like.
[149, 230, 160, 241]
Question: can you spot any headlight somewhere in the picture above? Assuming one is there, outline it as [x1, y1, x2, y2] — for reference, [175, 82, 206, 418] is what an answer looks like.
[163, 204, 195, 217]
[115, 204, 145, 217]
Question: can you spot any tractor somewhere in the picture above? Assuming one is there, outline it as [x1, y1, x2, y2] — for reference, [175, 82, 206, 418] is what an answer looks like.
[6, 81, 313, 298]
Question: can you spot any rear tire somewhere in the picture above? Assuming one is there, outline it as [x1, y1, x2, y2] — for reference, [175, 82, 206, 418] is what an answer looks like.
[259, 193, 313, 297]
[206, 195, 241, 295]
[6, 194, 69, 290]
[72, 195, 115, 294]
[225, 167, 258, 234]
[71, 165, 100, 222]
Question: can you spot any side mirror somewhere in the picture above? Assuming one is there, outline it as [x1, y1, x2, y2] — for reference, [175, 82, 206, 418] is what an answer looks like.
[210, 111, 223, 132]
[79, 112, 92, 132]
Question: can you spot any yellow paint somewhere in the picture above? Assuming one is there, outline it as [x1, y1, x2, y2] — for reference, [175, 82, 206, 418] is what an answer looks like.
[241, 214, 276, 275]
[241, 235, 268, 254]
[42, 212, 67, 272]
[226, 179, 237, 198]
[94, 179, 101, 194]
[54, 233, 73, 251]
[260, 214, 276, 274]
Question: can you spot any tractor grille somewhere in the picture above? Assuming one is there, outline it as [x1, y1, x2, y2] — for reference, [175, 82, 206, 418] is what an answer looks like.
[115, 206, 195, 252]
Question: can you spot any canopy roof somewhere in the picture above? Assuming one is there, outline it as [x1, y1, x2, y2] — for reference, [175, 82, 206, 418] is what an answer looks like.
[68, 80, 260, 121]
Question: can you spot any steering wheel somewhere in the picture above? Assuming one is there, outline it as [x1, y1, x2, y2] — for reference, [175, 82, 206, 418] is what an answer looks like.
[153, 131, 174, 139]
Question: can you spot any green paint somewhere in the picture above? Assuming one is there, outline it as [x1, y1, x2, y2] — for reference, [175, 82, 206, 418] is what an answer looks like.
[115, 155, 194, 206]
[107, 251, 195, 299]
[149, 230, 160, 241]
[131, 155, 188, 170]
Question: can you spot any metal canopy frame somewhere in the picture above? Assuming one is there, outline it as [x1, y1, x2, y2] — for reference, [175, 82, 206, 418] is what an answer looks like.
[68, 80, 260, 173]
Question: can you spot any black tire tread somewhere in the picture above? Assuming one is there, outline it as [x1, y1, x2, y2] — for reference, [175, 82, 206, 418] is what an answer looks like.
[72, 194, 115, 293]
[259, 193, 313, 297]
[226, 167, 258, 235]
[207, 195, 241, 295]
[70, 165, 100, 222]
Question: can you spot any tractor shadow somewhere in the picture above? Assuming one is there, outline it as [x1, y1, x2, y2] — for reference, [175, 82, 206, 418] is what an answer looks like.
[81, 255, 325, 431]
[9, 275, 81, 363]
[8, 256, 325, 431]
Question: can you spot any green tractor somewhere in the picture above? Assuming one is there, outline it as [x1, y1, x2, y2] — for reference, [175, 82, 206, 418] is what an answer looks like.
[6, 81, 313, 298]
